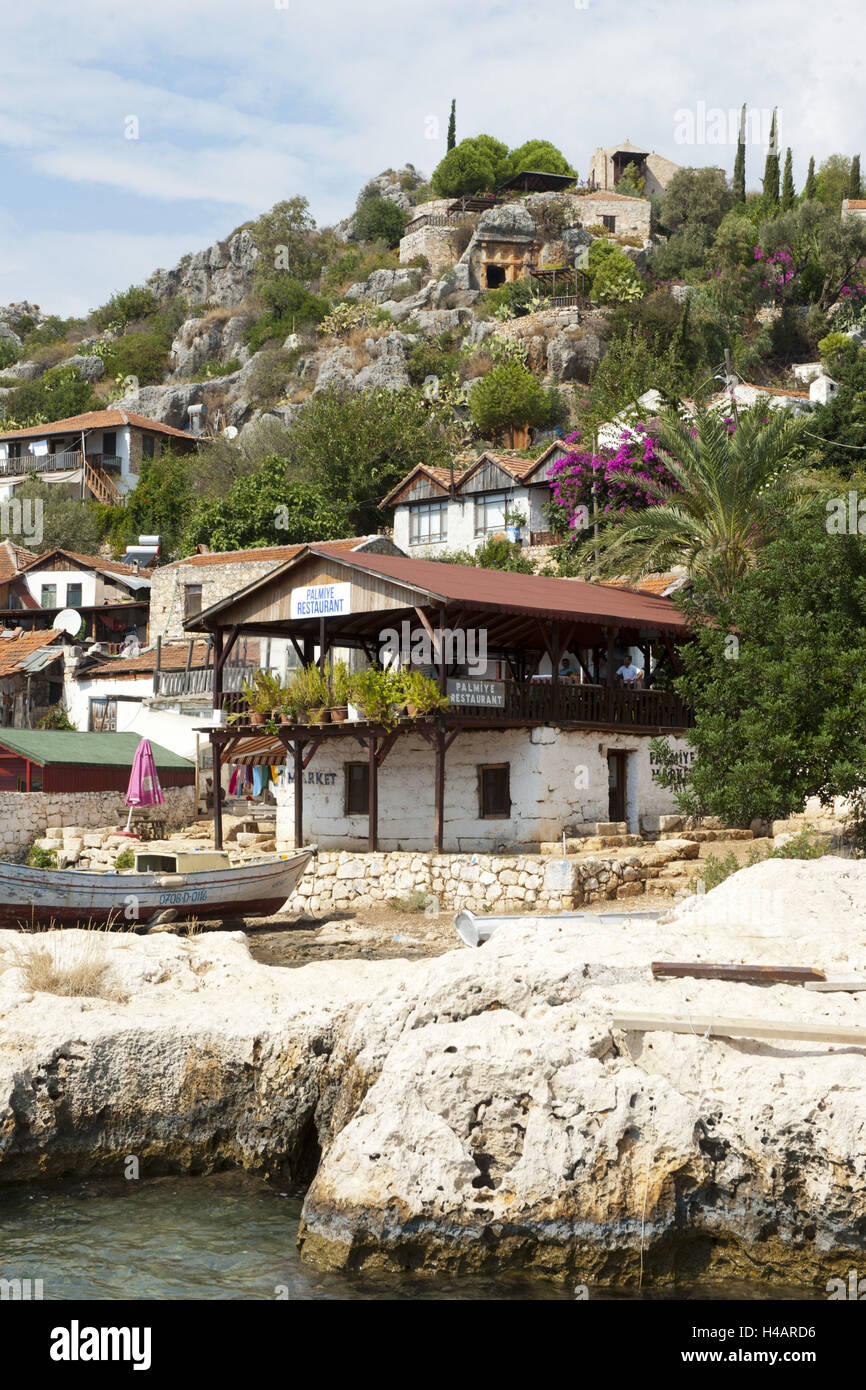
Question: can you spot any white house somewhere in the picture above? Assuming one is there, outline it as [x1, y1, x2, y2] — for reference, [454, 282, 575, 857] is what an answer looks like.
[0, 409, 197, 506]
[382, 443, 571, 559]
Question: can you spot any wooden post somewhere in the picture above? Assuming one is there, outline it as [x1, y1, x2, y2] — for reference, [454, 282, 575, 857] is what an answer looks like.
[318, 615, 326, 674]
[294, 740, 304, 848]
[437, 608, 447, 693]
[551, 620, 560, 720]
[211, 734, 223, 849]
[153, 635, 162, 696]
[212, 630, 223, 714]
[183, 638, 194, 695]
[434, 724, 445, 852]
[194, 732, 200, 817]
[368, 736, 378, 852]
[605, 627, 615, 721]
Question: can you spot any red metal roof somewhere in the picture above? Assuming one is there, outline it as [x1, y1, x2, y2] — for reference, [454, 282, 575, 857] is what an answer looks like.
[164, 536, 389, 570]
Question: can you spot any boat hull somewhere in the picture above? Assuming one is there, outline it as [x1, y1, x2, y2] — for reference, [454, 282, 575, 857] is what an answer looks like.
[0, 849, 316, 929]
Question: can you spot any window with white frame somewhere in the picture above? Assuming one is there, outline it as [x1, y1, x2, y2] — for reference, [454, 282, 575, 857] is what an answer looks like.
[408, 499, 447, 544]
[475, 491, 510, 536]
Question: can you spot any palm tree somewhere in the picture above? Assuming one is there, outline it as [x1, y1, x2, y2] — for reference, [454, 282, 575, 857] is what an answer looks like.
[574, 404, 807, 598]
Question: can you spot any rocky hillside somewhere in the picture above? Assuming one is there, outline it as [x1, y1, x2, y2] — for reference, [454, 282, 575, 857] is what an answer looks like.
[0, 166, 653, 444]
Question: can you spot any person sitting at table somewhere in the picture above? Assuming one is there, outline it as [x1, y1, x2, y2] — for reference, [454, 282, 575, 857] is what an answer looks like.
[616, 656, 644, 687]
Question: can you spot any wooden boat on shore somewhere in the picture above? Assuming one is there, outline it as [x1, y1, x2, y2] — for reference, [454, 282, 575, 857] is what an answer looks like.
[0, 846, 316, 929]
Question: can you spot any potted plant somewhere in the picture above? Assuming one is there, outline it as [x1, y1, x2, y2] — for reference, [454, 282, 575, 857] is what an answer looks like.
[289, 663, 331, 724]
[401, 669, 451, 719]
[348, 666, 404, 730]
[325, 659, 352, 722]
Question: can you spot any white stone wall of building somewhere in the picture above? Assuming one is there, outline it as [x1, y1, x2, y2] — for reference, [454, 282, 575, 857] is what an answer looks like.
[0, 786, 195, 860]
[274, 726, 692, 852]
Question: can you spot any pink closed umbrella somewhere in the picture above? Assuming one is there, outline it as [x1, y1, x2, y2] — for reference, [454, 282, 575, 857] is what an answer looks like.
[121, 738, 165, 835]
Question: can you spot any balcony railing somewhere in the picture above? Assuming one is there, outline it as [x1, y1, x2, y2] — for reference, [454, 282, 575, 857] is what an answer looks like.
[0, 451, 123, 476]
[157, 663, 258, 698]
[221, 679, 692, 732]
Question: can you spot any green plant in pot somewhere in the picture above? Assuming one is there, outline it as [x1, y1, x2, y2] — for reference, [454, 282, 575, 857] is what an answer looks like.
[240, 672, 287, 725]
[325, 659, 352, 722]
[400, 668, 450, 718]
[288, 663, 332, 724]
[348, 666, 405, 730]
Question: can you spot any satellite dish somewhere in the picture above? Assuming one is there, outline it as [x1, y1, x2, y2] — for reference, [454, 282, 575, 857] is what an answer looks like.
[222, 425, 239, 440]
[53, 608, 82, 636]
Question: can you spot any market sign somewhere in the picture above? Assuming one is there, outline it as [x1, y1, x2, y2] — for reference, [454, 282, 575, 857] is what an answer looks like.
[447, 678, 505, 708]
[290, 582, 351, 619]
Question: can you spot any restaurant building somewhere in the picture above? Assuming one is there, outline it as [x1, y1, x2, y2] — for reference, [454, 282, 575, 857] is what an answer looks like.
[186, 548, 694, 854]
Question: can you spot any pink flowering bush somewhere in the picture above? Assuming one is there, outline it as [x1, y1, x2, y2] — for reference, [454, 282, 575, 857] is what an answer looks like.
[548, 426, 680, 534]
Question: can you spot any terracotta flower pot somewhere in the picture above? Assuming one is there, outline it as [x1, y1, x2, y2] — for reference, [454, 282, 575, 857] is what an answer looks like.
[329, 706, 349, 723]
[249, 711, 266, 726]
[309, 707, 331, 725]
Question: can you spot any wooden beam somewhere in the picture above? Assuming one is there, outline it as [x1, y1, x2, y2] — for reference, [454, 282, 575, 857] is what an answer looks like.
[293, 740, 304, 847]
[651, 962, 826, 985]
[434, 723, 445, 852]
[613, 1010, 866, 1047]
[211, 733, 223, 849]
[153, 635, 162, 696]
[368, 736, 378, 852]
[376, 729, 401, 767]
[302, 735, 324, 770]
[212, 630, 223, 714]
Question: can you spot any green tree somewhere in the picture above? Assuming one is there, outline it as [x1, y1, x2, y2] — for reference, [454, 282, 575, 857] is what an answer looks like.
[660, 166, 734, 233]
[280, 386, 459, 534]
[815, 154, 853, 209]
[732, 104, 746, 203]
[91, 285, 156, 331]
[780, 147, 795, 210]
[803, 156, 816, 201]
[761, 110, 780, 211]
[352, 196, 406, 248]
[245, 277, 327, 353]
[182, 459, 350, 554]
[468, 359, 559, 437]
[614, 161, 646, 198]
[12, 478, 105, 553]
[587, 239, 644, 301]
[447, 99, 456, 151]
[506, 139, 576, 180]
[112, 450, 194, 558]
[849, 154, 862, 199]
[248, 197, 321, 282]
[431, 135, 509, 197]
[759, 199, 866, 309]
[2, 366, 98, 429]
[652, 502, 866, 823]
[805, 347, 866, 472]
[569, 405, 808, 598]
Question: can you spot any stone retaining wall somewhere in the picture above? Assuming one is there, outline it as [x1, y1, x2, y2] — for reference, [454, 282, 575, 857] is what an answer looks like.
[0, 787, 196, 862]
[292, 848, 652, 916]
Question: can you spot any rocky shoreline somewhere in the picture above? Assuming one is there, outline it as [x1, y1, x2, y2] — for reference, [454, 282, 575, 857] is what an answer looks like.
[1, 857, 865, 1289]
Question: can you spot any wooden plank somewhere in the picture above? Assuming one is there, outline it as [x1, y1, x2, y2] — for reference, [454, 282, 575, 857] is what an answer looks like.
[612, 1010, 866, 1047]
[803, 978, 866, 993]
[651, 961, 826, 985]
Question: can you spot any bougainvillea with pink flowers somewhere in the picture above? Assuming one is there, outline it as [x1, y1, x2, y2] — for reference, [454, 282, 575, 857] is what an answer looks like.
[547, 426, 680, 534]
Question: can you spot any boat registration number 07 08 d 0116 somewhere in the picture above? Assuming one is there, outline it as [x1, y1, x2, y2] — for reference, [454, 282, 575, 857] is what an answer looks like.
[158, 889, 209, 906]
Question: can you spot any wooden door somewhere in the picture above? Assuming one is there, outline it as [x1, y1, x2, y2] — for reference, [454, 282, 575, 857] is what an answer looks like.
[608, 751, 626, 823]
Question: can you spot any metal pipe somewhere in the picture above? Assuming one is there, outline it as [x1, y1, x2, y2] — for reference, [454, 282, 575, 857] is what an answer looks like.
[454, 908, 663, 948]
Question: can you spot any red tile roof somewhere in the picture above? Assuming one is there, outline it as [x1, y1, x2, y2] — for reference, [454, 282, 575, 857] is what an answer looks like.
[191, 546, 690, 634]
[0, 629, 62, 678]
[164, 537, 388, 570]
[0, 410, 195, 443]
[0, 540, 38, 585]
[80, 641, 212, 680]
[20, 549, 151, 580]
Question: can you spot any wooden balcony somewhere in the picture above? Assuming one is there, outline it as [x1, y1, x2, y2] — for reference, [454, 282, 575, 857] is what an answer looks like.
[219, 679, 692, 734]
[0, 451, 123, 505]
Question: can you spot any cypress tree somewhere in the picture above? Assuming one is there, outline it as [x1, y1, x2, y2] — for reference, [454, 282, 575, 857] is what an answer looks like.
[781, 147, 795, 209]
[803, 155, 816, 201]
[762, 109, 780, 210]
[733, 104, 746, 204]
[849, 154, 862, 199]
[447, 100, 456, 151]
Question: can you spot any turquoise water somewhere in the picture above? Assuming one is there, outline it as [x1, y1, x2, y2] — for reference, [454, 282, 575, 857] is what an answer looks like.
[0, 1174, 817, 1301]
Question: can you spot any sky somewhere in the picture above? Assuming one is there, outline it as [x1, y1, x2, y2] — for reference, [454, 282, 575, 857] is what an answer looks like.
[0, 0, 863, 316]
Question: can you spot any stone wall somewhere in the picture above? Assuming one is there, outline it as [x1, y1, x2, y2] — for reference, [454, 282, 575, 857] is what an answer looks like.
[0, 786, 195, 861]
[291, 847, 652, 916]
[399, 224, 465, 277]
[570, 194, 651, 239]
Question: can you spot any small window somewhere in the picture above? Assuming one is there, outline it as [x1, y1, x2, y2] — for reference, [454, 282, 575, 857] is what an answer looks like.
[66, 583, 83, 608]
[184, 584, 203, 618]
[41, 584, 57, 609]
[479, 763, 511, 818]
[601, 214, 616, 232]
[90, 697, 117, 732]
[142, 435, 155, 459]
[409, 499, 447, 544]
[475, 492, 510, 536]
[344, 762, 369, 815]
